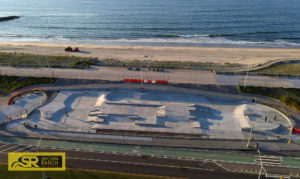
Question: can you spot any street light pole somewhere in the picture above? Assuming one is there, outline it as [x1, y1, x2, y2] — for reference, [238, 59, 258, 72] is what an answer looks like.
[246, 119, 256, 148]
[37, 136, 47, 179]
[244, 64, 250, 89]
[140, 63, 143, 89]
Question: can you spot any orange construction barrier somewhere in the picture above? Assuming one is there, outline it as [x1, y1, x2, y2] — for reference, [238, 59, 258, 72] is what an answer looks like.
[124, 78, 168, 84]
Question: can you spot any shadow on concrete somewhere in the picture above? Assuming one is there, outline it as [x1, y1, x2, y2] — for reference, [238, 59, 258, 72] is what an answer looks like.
[189, 105, 223, 130]
[51, 92, 98, 123]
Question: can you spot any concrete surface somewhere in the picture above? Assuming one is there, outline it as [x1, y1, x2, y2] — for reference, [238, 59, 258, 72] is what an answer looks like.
[1, 88, 291, 140]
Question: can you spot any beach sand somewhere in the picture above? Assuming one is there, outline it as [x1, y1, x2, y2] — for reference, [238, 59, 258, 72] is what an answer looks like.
[0, 42, 300, 65]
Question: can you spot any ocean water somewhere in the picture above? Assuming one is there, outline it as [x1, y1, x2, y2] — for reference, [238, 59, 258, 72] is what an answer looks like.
[0, 0, 300, 47]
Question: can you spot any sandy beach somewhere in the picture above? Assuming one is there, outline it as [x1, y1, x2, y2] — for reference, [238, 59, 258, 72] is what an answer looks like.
[0, 42, 300, 65]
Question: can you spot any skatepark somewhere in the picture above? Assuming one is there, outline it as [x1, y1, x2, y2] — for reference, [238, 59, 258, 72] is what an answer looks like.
[0, 87, 292, 140]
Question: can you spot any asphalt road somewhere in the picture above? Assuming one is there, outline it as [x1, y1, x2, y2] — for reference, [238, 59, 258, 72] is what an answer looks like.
[1, 142, 294, 179]
[1, 66, 300, 88]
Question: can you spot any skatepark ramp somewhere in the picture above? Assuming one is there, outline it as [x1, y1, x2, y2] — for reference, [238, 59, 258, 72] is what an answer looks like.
[235, 104, 251, 130]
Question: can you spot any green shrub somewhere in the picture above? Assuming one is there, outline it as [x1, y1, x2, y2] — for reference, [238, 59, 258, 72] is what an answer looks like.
[0, 52, 97, 68]
[240, 86, 300, 111]
[0, 75, 56, 97]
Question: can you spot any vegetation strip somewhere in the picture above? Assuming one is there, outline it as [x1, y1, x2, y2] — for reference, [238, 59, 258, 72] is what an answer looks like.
[100, 58, 243, 70]
[222, 60, 300, 77]
[249, 63, 300, 76]
[239, 86, 300, 112]
[0, 75, 55, 97]
[0, 52, 97, 68]
[0, 51, 244, 70]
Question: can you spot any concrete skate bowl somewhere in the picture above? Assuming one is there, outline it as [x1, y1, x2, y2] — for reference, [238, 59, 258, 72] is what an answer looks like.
[7, 88, 45, 105]
[268, 124, 290, 134]
[243, 104, 293, 138]
[105, 91, 136, 101]
[49, 92, 98, 122]
[3, 88, 49, 124]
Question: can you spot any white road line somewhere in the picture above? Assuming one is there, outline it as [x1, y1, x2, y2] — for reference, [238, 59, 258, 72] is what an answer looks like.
[66, 156, 214, 171]
[258, 160, 281, 163]
[40, 146, 51, 150]
[0, 144, 10, 150]
[12, 147, 27, 153]
[256, 155, 281, 159]
[0, 145, 19, 152]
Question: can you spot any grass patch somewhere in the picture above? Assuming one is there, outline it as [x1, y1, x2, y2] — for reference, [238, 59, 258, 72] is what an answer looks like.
[100, 58, 243, 70]
[239, 86, 300, 111]
[0, 52, 97, 68]
[0, 163, 166, 179]
[249, 63, 300, 76]
[0, 75, 56, 97]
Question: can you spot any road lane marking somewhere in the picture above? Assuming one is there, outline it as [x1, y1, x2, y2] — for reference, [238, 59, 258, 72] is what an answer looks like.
[0, 144, 9, 150]
[11, 147, 27, 153]
[256, 155, 281, 159]
[66, 156, 214, 171]
[0, 145, 19, 152]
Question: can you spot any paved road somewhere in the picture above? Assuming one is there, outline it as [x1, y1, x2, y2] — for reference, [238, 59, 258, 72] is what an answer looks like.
[1, 66, 300, 88]
[0, 142, 298, 179]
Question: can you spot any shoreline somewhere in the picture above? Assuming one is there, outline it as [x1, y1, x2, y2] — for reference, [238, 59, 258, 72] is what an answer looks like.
[0, 42, 300, 65]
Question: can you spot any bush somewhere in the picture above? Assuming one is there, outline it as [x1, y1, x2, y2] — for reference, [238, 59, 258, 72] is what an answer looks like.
[240, 86, 300, 111]
[0, 52, 97, 68]
[0, 75, 56, 97]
